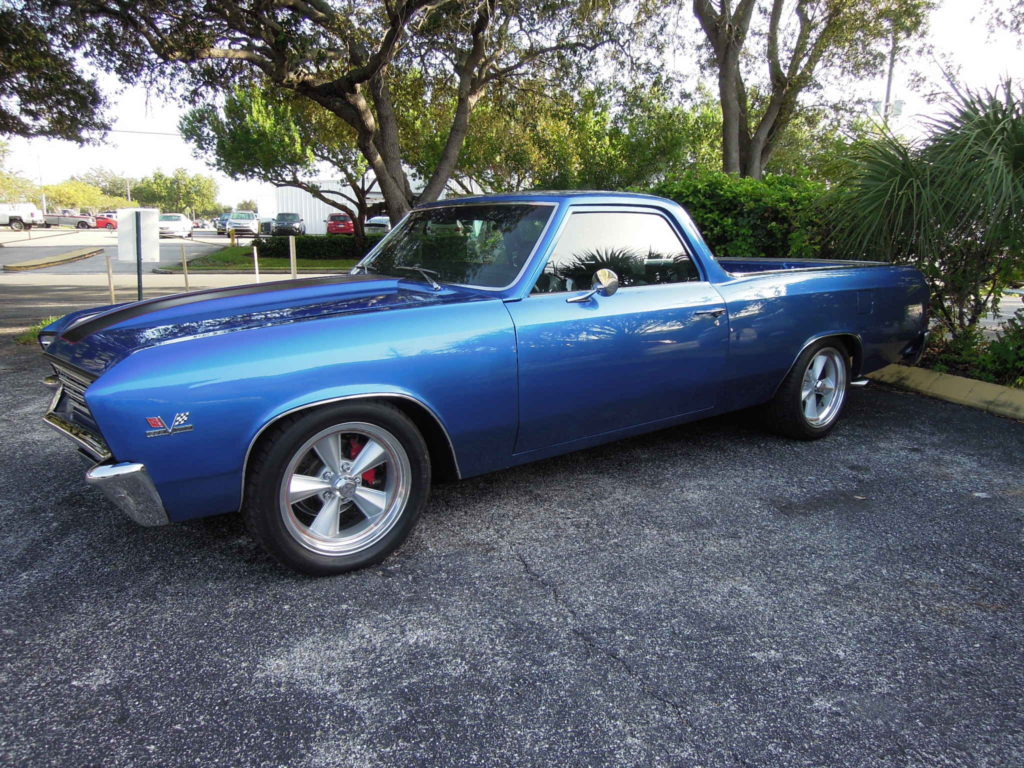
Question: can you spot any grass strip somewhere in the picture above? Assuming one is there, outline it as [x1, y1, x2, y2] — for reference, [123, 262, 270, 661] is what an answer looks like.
[167, 246, 356, 272]
[14, 316, 61, 345]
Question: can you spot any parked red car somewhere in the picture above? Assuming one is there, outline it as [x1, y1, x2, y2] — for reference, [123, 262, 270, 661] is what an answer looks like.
[96, 213, 118, 230]
[325, 212, 355, 235]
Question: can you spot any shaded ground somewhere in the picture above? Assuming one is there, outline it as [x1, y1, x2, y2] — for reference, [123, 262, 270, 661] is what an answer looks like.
[1, 341, 1021, 767]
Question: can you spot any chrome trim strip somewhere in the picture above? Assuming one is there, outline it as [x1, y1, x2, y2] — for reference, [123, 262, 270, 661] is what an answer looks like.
[86, 462, 169, 527]
[239, 393, 462, 508]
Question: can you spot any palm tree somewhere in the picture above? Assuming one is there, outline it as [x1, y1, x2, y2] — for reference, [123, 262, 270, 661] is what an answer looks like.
[830, 81, 1024, 339]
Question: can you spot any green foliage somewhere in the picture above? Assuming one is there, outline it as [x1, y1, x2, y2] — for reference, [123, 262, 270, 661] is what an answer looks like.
[180, 88, 318, 185]
[40, 180, 130, 212]
[650, 171, 828, 259]
[765, 109, 877, 183]
[132, 169, 220, 216]
[457, 83, 721, 192]
[0, 10, 107, 141]
[829, 81, 1024, 339]
[236, 199, 258, 213]
[251, 235, 384, 262]
[70, 168, 136, 199]
[921, 315, 1024, 389]
[14, 316, 60, 345]
[0, 140, 37, 202]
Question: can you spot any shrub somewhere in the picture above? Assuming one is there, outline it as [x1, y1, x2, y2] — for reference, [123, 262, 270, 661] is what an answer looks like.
[920, 312, 1024, 389]
[251, 234, 384, 261]
[648, 171, 829, 260]
[985, 311, 1024, 389]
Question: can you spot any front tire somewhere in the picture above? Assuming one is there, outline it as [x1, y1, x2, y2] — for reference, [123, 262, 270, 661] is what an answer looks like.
[244, 402, 431, 575]
[76, 221, 88, 229]
[763, 341, 850, 440]
[9, 219, 24, 231]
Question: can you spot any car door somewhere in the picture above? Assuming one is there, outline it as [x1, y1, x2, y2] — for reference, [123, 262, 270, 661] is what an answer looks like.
[505, 207, 730, 455]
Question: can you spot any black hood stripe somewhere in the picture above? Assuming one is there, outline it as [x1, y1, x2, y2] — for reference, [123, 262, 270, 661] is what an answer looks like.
[62, 274, 383, 343]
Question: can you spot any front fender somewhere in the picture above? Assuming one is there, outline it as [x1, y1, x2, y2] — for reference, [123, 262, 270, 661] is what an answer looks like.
[85, 299, 517, 522]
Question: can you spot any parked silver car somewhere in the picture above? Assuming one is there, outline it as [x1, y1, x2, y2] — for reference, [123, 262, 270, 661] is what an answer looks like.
[226, 211, 259, 236]
[364, 215, 391, 235]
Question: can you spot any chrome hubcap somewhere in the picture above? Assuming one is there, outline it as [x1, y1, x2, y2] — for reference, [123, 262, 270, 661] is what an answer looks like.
[280, 422, 411, 556]
[800, 348, 847, 427]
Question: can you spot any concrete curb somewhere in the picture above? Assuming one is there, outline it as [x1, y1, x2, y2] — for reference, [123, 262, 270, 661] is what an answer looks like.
[2, 247, 103, 272]
[867, 364, 1024, 421]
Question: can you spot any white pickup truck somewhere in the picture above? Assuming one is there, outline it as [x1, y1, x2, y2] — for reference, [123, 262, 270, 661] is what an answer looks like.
[0, 203, 46, 230]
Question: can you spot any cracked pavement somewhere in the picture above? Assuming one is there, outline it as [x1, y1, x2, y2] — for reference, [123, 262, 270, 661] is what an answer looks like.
[1, 340, 1022, 767]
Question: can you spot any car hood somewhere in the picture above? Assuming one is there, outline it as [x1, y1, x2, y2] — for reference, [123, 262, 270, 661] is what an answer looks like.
[44, 274, 489, 376]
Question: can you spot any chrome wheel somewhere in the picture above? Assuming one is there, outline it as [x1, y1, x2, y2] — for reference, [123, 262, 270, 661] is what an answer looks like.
[800, 348, 847, 427]
[279, 422, 411, 556]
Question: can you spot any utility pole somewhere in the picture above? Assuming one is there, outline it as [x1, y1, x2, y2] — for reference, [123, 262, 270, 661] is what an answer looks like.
[883, 26, 898, 125]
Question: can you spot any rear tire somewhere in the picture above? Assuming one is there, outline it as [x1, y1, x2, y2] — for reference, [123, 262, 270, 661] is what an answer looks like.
[762, 341, 850, 440]
[9, 219, 24, 231]
[244, 402, 431, 575]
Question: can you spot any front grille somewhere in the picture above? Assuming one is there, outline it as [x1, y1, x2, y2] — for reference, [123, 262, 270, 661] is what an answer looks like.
[55, 364, 93, 422]
[45, 362, 111, 460]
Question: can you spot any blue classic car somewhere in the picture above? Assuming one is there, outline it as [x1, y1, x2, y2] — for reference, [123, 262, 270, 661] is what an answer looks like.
[40, 192, 929, 574]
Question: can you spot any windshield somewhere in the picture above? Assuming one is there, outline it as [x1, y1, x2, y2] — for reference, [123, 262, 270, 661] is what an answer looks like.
[276, 213, 300, 222]
[159, 215, 179, 221]
[328, 214, 350, 222]
[231, 212, 256, 220]
[359, 203, 553, 289]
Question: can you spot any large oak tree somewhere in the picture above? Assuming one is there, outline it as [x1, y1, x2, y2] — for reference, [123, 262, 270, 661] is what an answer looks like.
[32, 0, 619, 220]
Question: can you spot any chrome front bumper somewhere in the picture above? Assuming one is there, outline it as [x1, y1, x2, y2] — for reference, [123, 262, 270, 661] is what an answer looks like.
[85, 462, 170, 527]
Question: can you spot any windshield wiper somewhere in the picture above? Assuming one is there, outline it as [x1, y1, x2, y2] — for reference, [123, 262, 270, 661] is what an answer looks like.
[352, 263, 376, 275]
[394, 265, 442, 291]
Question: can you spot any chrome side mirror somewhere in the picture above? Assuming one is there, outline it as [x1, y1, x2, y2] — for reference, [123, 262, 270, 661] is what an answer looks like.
[566, 268, 619, 303]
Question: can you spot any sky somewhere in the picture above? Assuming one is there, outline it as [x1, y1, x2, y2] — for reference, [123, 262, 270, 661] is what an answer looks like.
[4, 0, 1022, 214]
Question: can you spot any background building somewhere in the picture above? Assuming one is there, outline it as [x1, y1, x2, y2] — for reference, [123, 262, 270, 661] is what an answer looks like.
[273, 180, 385, 235]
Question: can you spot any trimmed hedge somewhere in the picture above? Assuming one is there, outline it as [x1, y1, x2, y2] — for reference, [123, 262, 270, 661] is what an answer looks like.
[251, 234, 385, 261]
[649, 172, 829, 260]
[256, 174, 832, 264]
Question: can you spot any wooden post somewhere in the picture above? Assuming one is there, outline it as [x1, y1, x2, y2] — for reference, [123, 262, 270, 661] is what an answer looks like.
[289, 235, 297, 279]
[180, 244, 190, 292]
[253, 244, 261, 283]
[105, 251, 116, 304]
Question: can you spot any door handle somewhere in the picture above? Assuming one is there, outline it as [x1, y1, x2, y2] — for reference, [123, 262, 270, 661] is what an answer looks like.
[693, 308, 726, 318]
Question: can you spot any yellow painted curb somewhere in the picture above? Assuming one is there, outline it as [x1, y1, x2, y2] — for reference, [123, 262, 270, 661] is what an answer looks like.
[868, 364, 1024, 421]
[2, 247, 102, 272]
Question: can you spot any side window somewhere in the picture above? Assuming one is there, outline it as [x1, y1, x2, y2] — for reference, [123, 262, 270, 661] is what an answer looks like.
[533, 211, 700, 293]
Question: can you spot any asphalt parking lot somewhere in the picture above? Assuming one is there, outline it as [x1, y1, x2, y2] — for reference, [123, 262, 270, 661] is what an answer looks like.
[1, 340, 1022, 767]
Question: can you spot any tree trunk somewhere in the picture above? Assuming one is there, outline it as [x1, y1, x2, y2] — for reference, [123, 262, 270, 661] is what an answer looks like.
[718, 62, 743, 175]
